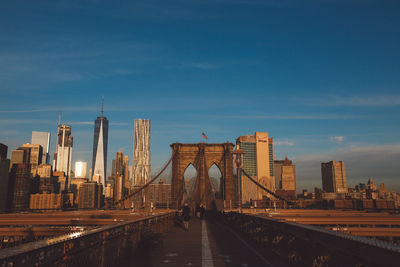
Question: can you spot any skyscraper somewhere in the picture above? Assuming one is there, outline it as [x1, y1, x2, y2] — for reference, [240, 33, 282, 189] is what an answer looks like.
[236, 132, 275, 203]
[123, 155, 130, 190]
[92, 97, 108, 187]
[31, 131, 50, 164]
[0, 143, 7, 159]
[113, 151, 129, 201]
[9, 163, 31, 211]
[274, 156, 296, 191]
[0, 157, 10, 212]
[132, 119, 151, 186]
[75, 161, 88, 178]
[321, 160, 347, 193]
[21, 144, 43, 175]
[10, 149, 26, 169]
[54, 124, 73, 189]
[78, 182, 102, 209]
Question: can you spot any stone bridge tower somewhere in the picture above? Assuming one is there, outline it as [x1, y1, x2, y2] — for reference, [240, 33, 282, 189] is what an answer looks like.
[170, 142, 235, 209]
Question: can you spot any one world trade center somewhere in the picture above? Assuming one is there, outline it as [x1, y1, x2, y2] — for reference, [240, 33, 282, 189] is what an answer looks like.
[92, 96, 108, 188]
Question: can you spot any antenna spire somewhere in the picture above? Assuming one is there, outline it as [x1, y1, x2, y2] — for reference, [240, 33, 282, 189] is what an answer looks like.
[101, 95, 104, 117]
[58, 112, 62, 126]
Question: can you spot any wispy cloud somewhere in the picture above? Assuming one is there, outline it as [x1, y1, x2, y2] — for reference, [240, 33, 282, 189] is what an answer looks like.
[0, 98, 235, 114]
[190, 63, 221, 70]
[0, 130, 19, 135]
[57, 121, 129, 126]
[215, 114, 367, 120]
[330, 136, 344, 143]
[66, 121, 93, 125]
[110, 122, 130, 126]
[275, 139, 294, 146]
[112, 69, 139, 76]
[305, 95, 400, 107]
[0, 106, 99, 113]
[0, 119, 55, 125]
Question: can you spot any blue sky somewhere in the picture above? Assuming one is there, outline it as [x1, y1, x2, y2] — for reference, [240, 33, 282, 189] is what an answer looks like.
[1, 0, 399, 192]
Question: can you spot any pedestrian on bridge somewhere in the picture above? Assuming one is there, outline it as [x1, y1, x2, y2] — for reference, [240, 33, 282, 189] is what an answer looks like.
[182, 203, 191, 230]
[195, 204, 201, 218]
[200, 204, 206, 219]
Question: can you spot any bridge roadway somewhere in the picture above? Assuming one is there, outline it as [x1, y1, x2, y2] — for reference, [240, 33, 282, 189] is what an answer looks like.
[0, 210, 175, 248]
[0, 211, 274, 267]
[125, 216, 272, 267]
[2, 209, 400, 266]
[243, 208, 400, 238]
[0, 209, 173, 226]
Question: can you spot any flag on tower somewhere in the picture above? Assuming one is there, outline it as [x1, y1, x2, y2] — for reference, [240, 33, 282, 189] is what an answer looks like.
[202, 132, 209, 140]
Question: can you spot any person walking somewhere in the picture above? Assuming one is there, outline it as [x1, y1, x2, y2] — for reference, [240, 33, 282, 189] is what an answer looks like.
[182, 203, 191, 230]
[195, 204, 201, 218]
[200, 204, 205, 219]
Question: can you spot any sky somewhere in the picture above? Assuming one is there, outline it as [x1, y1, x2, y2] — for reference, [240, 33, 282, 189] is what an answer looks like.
[0, 0, 399, 192]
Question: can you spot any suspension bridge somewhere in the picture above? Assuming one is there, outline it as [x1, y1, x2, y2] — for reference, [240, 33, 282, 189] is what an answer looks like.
[1, 142, 400, 267]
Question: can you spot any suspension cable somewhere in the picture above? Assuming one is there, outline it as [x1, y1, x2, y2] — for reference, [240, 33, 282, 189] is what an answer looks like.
[241, 169, 292, 204]
[114, 151, 175, 206]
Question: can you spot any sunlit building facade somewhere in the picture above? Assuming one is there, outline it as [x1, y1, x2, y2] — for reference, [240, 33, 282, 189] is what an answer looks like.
[31, 131, 50, 164]
[274, 156, 296, 193]
[54, 124, 73, 189]
[75, 161, 87, 178]
[132, 119, 151, 186]
[236, 132, 275, 203]
[21, 143, 43, 175]
[321, 160, 347, 193]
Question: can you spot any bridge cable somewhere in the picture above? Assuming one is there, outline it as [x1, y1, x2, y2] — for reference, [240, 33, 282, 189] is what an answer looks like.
[241, 169, 293, 204]
[201, 150, 217, 205]
[114, 151, 175, 206]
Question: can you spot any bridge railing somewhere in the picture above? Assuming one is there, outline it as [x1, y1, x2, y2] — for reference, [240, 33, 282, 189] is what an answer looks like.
[0, 211, 175, 267]
[218, 211, 400, 267]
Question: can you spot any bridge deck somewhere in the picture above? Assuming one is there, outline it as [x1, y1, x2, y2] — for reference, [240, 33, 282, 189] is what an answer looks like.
[127, 216, 273, 267]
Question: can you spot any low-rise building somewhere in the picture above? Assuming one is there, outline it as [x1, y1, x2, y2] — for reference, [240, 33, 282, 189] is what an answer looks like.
[78, 182, 103, 209]
[30, 193, 62, 210]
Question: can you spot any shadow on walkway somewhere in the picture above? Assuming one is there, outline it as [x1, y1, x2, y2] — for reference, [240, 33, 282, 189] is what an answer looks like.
[126, 214, 274, 266]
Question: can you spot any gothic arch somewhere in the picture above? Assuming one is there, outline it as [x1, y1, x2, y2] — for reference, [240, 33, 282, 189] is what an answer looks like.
[170, 142, 235, 209]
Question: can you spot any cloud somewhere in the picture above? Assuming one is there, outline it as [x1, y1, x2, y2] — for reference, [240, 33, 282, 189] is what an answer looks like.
[330, 136, 344, 143]
[0, 106, 99, 113]
[275, 139, 294, 146]
[0, 130, 18, 135]
[215, 114, 367, 120]
[190, 63, 221, 70]
[66, 121, 94, 125]
[0, 119, 55, 125]
[306, 95, 400, 107]
[112, 69, 139, 76]
[109, 122, 130, 126]
[293, 144, 400, 192]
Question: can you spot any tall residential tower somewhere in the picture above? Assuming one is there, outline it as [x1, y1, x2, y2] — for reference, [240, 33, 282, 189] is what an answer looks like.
[132, 119, 150, 186]
[92, 97, 109, 187]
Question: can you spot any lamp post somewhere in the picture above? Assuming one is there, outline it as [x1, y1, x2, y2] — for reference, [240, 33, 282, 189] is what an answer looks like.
[233, 149, 244, 212]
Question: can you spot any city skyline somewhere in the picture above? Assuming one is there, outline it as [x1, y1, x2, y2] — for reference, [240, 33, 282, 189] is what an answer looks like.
[1, 0, 400, 192]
